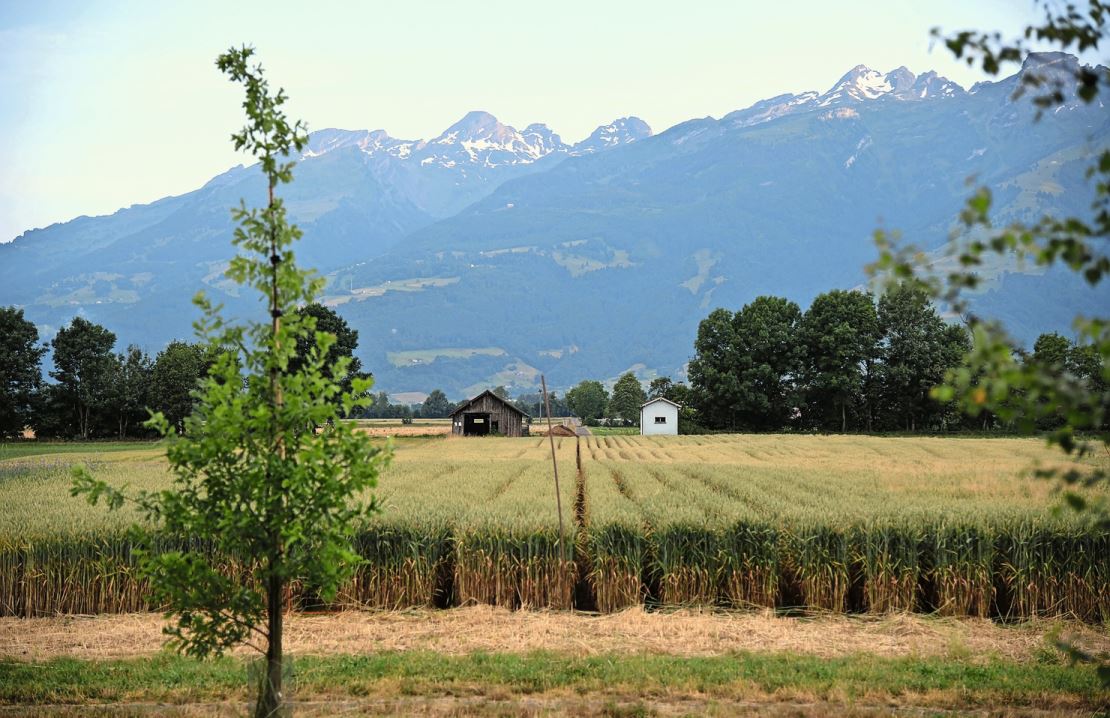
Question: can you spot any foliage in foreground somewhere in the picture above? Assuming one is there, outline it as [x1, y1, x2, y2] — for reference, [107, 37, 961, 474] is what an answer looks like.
[870, 0, 1110, 684]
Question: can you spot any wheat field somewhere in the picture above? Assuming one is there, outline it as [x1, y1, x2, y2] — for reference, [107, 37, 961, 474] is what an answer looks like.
[0, 434, 1106, 619]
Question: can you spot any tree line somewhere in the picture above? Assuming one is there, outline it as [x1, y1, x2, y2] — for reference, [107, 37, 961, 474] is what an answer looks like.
[684, 284, 1103, 433]
[0, 303, 371, 440]
[550, 284, 1102, 434]
[1, 303, 543, 437]
[5, 285, 1099, 439]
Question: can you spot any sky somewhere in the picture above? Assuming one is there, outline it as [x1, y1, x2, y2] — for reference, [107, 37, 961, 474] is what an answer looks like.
[0, 0, 1094, 243]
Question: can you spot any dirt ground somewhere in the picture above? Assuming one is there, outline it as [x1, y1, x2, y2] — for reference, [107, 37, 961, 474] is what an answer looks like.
[2, 605, 1106, 663]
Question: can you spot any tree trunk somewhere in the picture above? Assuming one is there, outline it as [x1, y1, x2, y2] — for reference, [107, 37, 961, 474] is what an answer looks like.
[841, 401, 847, 433]
[257, 571, 284, 717]
[256, 172, 287, 718]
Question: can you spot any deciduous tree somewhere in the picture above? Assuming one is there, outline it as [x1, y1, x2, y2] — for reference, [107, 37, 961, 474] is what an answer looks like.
[732, 296, 803, 430]
[0, 307, 45, 439]
[50, 316, 116, 440]
[688, 308, 743, 429]
[73, 46, 389, 717]
[151, 341, 210, 434]
[290, 303, 362, 393]
[108, 345, 153, 439]
[607, 372, 646, 425]
[419, 389, 453, 418]
[799, 290, 880, 432]
[566, 380, 608, 424]
[875, 283, 969, 431]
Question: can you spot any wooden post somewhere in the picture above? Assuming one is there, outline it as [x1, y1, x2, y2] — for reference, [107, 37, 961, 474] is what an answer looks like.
[541, 375, 566, 556]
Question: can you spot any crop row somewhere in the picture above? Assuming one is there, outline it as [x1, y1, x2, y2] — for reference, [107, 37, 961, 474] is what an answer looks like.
[2, 515, 1105, 620]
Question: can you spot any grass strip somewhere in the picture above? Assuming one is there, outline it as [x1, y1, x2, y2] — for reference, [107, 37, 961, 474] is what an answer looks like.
[0, 441, 162, 461]
[0, 651, 1103, 708]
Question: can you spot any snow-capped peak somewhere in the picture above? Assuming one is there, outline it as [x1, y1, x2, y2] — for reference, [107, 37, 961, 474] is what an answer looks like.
[300, 111, 652, 170]
[424, 111, 569, 165]
[817, 64, 965, 106]
[824, 65, 893, 102]
[571, 117, 652, 155]
[433, 111, 508, 144]
[910, 71, 963, 99]
[722, 64, 966, 129]
[521, 123, 568, 157]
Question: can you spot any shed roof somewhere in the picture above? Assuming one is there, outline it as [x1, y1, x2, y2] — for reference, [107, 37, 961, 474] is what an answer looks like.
[449, 389, 530, 418]
[641, 397, 682, 409]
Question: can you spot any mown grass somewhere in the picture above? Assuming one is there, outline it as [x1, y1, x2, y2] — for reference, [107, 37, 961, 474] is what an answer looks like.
[0, 651, 1102, 708]
[587, 426, 640, 436]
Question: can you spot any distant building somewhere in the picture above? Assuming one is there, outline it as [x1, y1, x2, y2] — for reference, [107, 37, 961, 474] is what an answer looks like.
[450, 390, 529, 437]
[640, 397, 679, 436]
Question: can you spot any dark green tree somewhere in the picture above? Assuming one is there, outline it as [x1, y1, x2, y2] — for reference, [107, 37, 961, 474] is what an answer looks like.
[73, 47, 389, 717]
[362, 391, 391, 418]
[0, 307, 46, 439]
[1027, 332, 1076, 429]
[1070, 342, 1108, 397]
[151, 341, 209, 434]
[648, 377, 674, 400]
[688, 308, 742, 429]
[513, 391, 568, 417]
[50, 316, 117, 440]
[875, 283, 969, 431]
[799, 290, 880, 432]
[607, 372, 647, 425]
[491, 385, 510, 400]
[732, 296, 803, 430]
[420, 389, 453, 418]
[665, 382, 692, 407]
[290, 303, 361, 387]
[566, 380, 609, 424]
[1032, 332, 1073, 370]
[108, 345, 153, 439]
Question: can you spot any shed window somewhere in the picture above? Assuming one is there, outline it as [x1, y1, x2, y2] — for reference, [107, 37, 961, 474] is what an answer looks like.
[654, 416, 667, 424]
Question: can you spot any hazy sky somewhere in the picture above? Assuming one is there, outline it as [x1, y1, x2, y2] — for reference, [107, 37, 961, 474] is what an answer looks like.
[0, 1, 1086, 243]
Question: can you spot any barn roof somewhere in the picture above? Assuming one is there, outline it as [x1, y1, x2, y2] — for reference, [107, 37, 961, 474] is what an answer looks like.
[641, 397, 682, 409]
[449, 390, 530, 418]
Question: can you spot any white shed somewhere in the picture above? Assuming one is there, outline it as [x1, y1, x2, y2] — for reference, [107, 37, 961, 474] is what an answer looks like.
[640, 397, 679, 436]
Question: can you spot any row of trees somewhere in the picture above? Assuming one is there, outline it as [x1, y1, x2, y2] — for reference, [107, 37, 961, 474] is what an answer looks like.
[362, 389, 455, 420]
[562, 372, 648, 426]
[1, 309, 213, 439]
[0, 302, 367, 440]
[686, 284, 1103, 433]
[7, 290, 1097, 439]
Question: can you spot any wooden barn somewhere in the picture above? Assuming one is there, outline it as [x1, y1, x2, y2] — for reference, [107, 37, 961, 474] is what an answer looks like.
[450, 390, 530, 437]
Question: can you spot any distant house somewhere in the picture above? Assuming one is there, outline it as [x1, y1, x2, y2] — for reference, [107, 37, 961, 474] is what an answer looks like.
[450, 390, 530, 437]
[640, 397, 679, 436]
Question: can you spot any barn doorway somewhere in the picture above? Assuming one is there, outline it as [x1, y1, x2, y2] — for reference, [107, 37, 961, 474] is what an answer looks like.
[463, 413, 491, 436]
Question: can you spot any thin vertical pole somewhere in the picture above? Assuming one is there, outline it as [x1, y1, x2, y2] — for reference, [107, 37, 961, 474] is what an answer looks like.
[541, 375, 566, 555]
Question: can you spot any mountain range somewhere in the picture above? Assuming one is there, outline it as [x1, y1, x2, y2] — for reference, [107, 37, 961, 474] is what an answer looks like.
[2, 52, 1107, 398]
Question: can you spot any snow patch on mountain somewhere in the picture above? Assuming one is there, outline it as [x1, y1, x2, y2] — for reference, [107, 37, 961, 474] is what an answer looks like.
[301, 112, 652, 171]
[571, 117, 652, 154]
[725, 64, 966, 129]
